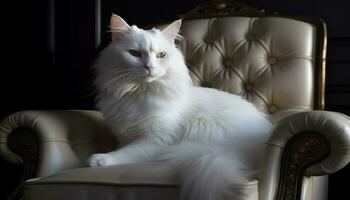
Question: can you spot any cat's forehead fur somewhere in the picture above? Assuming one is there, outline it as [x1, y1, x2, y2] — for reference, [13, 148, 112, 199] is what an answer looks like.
[124, 25, 166, 51]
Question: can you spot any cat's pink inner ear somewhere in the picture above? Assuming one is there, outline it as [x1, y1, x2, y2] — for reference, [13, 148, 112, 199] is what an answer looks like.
[161, 19, 182, 43]
[110, 14, 131, 41]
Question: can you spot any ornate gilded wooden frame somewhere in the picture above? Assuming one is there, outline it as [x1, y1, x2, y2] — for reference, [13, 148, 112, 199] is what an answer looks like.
[6, 128, 39, 200]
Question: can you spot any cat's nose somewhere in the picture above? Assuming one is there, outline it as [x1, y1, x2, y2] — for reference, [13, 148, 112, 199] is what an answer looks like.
[144, 64, 154, 71]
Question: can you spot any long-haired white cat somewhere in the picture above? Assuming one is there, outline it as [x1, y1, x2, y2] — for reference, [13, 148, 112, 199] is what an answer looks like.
[87, 14, 273, 200]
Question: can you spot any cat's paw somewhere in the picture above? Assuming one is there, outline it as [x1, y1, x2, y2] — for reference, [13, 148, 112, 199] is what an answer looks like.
[87, 153, 120, 167]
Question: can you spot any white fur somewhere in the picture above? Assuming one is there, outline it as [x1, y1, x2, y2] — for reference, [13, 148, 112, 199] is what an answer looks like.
[87, 18, 273, 200]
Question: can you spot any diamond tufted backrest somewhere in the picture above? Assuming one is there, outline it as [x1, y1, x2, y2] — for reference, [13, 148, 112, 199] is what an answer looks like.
[178, 16, 325, 118]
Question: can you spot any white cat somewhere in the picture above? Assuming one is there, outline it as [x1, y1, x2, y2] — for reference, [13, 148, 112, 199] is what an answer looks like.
[87, 14, 273, 200]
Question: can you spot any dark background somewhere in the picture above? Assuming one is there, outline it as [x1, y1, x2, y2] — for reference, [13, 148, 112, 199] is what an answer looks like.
[1, 0, 349, 199]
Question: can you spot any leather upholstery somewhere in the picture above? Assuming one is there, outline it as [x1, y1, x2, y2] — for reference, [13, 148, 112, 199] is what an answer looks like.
[268, 111, 350, 176]
[0, 110, 117, 177]
[24, 163, 258, 200]
[0, 16, 349, 200]
[259, 111, 350, 200]
[179, 17, 315, 113]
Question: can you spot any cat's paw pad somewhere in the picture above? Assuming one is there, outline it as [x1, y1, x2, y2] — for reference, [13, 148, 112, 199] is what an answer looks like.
[87, 153, 120, 167]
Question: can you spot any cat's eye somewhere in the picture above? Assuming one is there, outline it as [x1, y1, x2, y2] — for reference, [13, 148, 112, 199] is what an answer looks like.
[156, 51, 166, 58]
[128, 50, 142, 57]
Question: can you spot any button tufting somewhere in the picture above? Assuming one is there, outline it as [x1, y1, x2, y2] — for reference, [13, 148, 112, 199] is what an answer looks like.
[223, 58, 233, 68]
[186, 58, 194, 67]
[245, 83, 254, 91]
[246, 34, 255, 41]
[268, 105, 278, 113]
[202, 82, 212, 88]
[204, 36, 214, 44]
[268, 57, 278, 65]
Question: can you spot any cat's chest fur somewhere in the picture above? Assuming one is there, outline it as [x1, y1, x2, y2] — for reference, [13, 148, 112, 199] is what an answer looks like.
[98, 88, 190, 144]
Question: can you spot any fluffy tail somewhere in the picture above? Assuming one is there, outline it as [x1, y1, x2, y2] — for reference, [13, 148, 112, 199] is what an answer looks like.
[157, 142, 257, 200]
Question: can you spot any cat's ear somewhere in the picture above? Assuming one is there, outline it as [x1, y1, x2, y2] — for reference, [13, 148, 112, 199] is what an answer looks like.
[161, 19, 182, 43]
[110, 14, 131, 41]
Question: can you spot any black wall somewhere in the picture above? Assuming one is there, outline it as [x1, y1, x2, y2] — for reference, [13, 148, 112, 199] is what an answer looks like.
[1, 0, 349, 199]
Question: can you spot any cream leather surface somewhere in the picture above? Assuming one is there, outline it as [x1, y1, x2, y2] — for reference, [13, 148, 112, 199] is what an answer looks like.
[24, 163, 258, 200]
[303, 176, 328, 200]
[0, 16, 349, 200]
[268, 111, 350, 176]
[260, 111, 350, 200]
[179, 17, 315, 113]
[0, 110, 117, 177]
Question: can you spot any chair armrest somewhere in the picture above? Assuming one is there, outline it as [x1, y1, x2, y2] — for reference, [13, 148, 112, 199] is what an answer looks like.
[269, 110, 350, 175]
[259, 110, 350, 200]
[0, 110, 116, 177]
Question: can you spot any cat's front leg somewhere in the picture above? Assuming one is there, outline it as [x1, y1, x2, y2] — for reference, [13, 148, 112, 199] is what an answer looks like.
[87, 139, 162, 167]
[87, 152, 121, 166]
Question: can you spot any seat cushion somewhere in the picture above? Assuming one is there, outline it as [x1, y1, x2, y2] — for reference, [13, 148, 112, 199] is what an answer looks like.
[24, 162, 258, 200]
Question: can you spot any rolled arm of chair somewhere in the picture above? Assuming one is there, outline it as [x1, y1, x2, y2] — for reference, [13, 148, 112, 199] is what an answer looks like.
[0, 110, 116, 177]
[260, 110, 350, 200]
[269, 110, 350, 175]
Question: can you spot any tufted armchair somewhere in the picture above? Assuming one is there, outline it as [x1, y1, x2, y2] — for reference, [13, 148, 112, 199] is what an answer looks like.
[1, 1, 350, 200]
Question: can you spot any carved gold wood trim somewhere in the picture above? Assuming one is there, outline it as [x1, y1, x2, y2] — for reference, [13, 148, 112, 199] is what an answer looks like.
[318, 22, 327, 110]
[6, 128, 39, 200]
[179, 0, 265, 19]
[179, 0, 327, 111]
[275, 132, 331, 200]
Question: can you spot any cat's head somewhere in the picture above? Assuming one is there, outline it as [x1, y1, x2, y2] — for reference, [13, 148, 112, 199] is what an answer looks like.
[96, 14, 189, 85]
